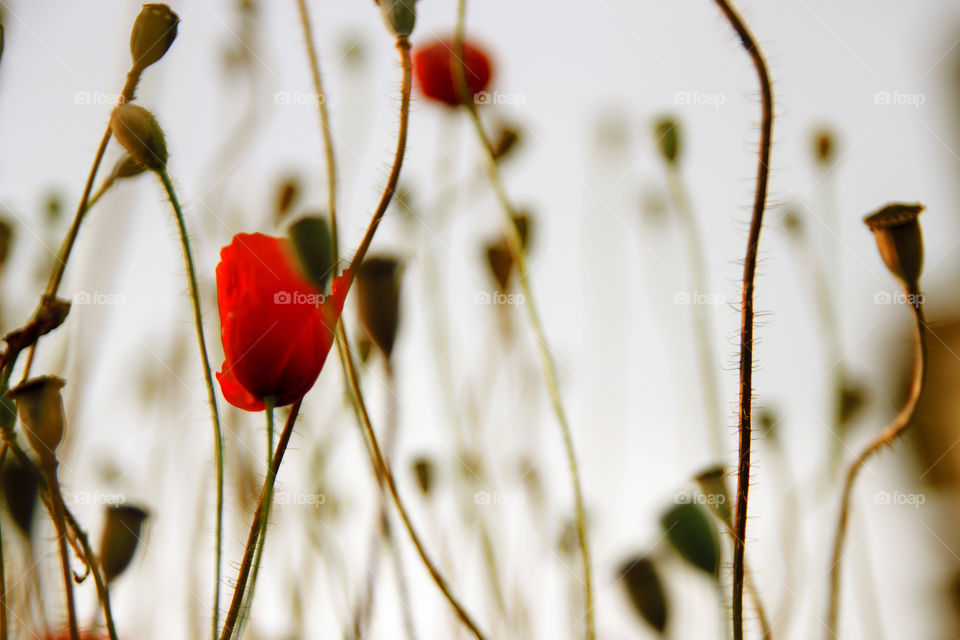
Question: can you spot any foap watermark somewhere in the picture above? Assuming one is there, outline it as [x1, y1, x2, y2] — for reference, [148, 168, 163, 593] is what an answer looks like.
[274, 291, 326, 306]
[873, 90, 926, 108]
[69, 491, 127, 506]
[674, 492, 726, 507]
[274, 491, 326, 510]
[474, 290, 525, 306]
[873, 291, 924, 306]
[673, 291, 726, 306]
[74, 291, 125, 306]
[74, 91, 123, 106]
[874, 490, 925, 509]
[475, 90, 526, 107]
[274, 91, 325, 106]
[474, 490, 525, 506]
[673, 90, 726, 109]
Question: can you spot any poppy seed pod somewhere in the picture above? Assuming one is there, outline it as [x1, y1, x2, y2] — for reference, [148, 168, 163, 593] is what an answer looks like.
[356, 256, 403, 360]
[654, 117, 681, 165]
[378, 0, 416, 38]
[619, 556, 668, 633]
[863, 203, 924, 295]
[7, 376, 67, 464]
[99, 504, 149, 583]
[130, 4, 179, 73]
[288, 216, 335, 290]
[110, 104, 168, 171]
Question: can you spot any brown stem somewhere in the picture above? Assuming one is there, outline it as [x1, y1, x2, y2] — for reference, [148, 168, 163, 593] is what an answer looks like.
[710, 2, 774, 638]
[43, 462, 79, 640]
[824, 301, 926, 638]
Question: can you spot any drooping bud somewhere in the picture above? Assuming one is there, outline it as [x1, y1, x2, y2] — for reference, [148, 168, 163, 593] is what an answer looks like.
[1, 456, 41, 537]
[288, 216, 334, 290]
[660, 502, 719, 578]
[130, 4, 180, 73]
[863, 203, 924, 296]
[356, 256, 403, 360]
[654, 117, 681, 165]
[7, 376, 67, 465]
[377, 0, 417, 38]
[619, 556, 668, 634]
[98, 504, 149, 583]
[110, 104, 168, 171]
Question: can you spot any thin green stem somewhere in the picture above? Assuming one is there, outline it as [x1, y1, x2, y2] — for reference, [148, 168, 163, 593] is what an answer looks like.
[824, 301, 926, 638]
[454, 3, 594, 637]
[154, 168, 225, 640]
[710, 2, 774, 638]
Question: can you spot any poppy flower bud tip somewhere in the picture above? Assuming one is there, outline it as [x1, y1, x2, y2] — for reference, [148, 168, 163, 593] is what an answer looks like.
[130, 3, 180, 72]
[110, 104, 168, 171]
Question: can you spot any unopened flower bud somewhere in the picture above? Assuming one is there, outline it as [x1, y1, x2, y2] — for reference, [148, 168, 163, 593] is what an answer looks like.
[813, 127, 835, 164]
[288, 216, 334, 290]
[492, 124, 521, 162]
[7, 376, 67, 464]
[654, 117, 681, 165]
[1, 456, 40, 537]
[356, 256, 403, 360]
[660, 502, 719, 577]
[110, 104, 168, 171]
[99, 504, 149, 583]
[130, 4, 180, 72]
[411, 456, 434, 496]
[863, 202, 924, 296]
[377, 0, 417, 38]
[619, 556, 668, 633]
[275, 176, 301, 222]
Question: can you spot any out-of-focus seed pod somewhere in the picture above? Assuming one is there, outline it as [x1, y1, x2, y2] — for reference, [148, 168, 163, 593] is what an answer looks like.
[7, 376, 67, 465]
[813, 127, 835, 164]
[130, 4, 180, 73]
[782, 208, 803, 236]
[288, 216, 334, 290]
[654, 117, 681, 165]
[0, 24, 4, 66]
[356, 256, 403, 360]
[110, 104, 168, 171]
[484, 213, 534, 291]
[275, 176, 301, 222]
[660, 502, 719, 578]
[44, 191, 62, 226]
[114, 155, 147, 180]
[756, 406, 778, 441]
[863, 202, 924, 296]
[99, 504, 149, 583]
[619, 556, 668, 634]
[693, 465, 732, 527]
[492, 124, 521, 162]
[0, 218, 13, 268]
[411, 456, 434, 496]
[377, 0, 416, 38]
[838, 378, 867, 426]
[1, 456, 40, 538]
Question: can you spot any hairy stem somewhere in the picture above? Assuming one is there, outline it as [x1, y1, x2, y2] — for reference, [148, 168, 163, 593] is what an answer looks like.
[824, 301, 926, 638]
[43, 463, 79, 640]
[155, 168, 226, 640]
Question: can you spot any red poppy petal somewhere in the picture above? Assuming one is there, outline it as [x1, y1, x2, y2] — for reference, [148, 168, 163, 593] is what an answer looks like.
[216, 364, 265, 412]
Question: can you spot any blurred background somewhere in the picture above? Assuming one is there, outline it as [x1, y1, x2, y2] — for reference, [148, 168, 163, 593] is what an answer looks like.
[1, 0, 960, 638]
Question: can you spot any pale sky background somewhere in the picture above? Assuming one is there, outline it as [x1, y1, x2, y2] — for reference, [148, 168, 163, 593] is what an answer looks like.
[1, 0, 960, 638]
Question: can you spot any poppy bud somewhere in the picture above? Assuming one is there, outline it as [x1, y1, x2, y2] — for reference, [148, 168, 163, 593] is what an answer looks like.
[113, 155, 147, 180]
[813, 127, 834, 164]
[863, 202, 924, 296]
[485, 240, 512, 291]
[411, 456, 434, 496]
[653, 117, 681, 165]
[130, 4, 179, 73]
[660, 502, 719, 578]
[837, 378, 867, 426]
[7, 376, 67, 465]
[288, 216, 335, 290]
[275, 176, 301, 222]
[492, 124, 521, 162]
[109, 104, 168, 171]
[1, 456, 40, 537]
[356, 256, 403, 360]
[377, 0, 417, 38]
[693, 465, 732, 527]
[99, 504, 149, 583]
[0, 217, 13, 269]
[619, 556, 668, 634]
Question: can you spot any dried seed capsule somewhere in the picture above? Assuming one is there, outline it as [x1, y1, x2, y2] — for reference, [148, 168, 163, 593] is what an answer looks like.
[110, 104, 168, 171]
[130, 4, 180, 72]
[7, 376, 67, 465]
[863, 203, 924, 296]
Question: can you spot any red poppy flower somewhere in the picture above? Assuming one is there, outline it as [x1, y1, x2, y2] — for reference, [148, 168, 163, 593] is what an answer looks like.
[413, 38, 493, 107]
[215, 233, 349, 412]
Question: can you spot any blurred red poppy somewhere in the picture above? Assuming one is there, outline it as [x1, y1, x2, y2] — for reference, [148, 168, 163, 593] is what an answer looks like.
[413, 38, 493, 107]
[215, 233, 349, 412]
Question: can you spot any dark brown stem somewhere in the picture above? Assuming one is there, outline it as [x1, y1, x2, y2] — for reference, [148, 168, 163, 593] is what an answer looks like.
[824, 301, 926, 638]
[711, 2, 774, 639]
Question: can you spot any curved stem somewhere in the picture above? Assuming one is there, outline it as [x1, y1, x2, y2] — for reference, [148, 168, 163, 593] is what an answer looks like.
[453, 2, 595, 637]
[824, 301, 926, 638]
[154, 168, 226, 640]
[710, 2, 774, 638]
[295, 0, 339, 266]
[43, 463, 79, 640]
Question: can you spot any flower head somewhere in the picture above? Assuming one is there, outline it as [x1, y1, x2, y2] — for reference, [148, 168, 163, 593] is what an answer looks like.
[216, 234, 348, 411]
[413, 38, 492, 107]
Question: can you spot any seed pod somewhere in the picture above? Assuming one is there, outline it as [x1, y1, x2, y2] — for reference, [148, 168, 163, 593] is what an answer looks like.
[863, 203, 924, 296]
[838, 378, 867, 426]
[378, 0, 417, 38]
[1, 456, 40, 538]
[654, 117, 681, 165]
[492, 124, 521, 162]
[411, 456, 434, 496]
[275, 176, 301, 222]
[356, 256, 403, 360]
[813, 127, 835, 164]
[619, 556, 668, 634]
[693, 465, 732, 527]
[288, 216, 334, 290]
[130, 4, 180, 72]
[660, 502, 719, 578]
[99, 504, 149, 583]
[110, 104, 168, 171]
[7, 376, 67, 465]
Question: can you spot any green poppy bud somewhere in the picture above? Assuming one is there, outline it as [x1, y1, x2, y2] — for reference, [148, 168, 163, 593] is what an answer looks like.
[288, 216, 334, 290]
[654, 117, 681, 165]
[356, 256, 403, 360]
[660, 502, 719, 578]
[110, 103, 168, 171]
[619, 556, 668, 634]
[378, 0, 417, 38]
